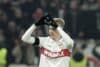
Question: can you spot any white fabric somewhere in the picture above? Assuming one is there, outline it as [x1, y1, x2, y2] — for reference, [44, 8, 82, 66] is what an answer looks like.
[21, 24, 74, 67]
[21, 24, 36, 44]
[39, 36, 72, 67]
[39, 55, 70, 67]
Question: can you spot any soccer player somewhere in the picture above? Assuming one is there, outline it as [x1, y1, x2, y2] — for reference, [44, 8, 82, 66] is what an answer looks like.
[21, 15, 74, 67]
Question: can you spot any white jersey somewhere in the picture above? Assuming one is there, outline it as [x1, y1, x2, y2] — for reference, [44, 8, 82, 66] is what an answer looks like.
[21, 24, 74, 67]
[39, 36, 73, 67]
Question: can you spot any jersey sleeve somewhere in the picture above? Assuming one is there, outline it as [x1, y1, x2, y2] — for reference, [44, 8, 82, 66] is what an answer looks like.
[57, 27, 74, 49]
[21, 24, 37, 44]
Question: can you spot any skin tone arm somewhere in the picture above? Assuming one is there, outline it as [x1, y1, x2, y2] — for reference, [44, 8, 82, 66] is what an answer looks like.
[21, 24, 37, 44]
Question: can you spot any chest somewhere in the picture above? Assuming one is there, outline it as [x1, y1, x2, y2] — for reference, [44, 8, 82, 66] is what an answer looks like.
[42, 38, 67, 51]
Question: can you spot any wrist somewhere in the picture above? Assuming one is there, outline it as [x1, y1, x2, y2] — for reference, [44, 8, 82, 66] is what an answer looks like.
[35, 22, 40, 26]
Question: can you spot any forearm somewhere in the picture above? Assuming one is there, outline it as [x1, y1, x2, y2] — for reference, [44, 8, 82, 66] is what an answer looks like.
[57, 27, 74, 49]
[21, 24, 36, 44]
[57, 27, 71, 40]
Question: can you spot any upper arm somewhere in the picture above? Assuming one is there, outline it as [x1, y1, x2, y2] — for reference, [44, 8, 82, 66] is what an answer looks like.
[21, 24, 37, 44]
[57, 27, 74, 49]
[22, 34, 40, 45]
[21, 35, 36, 44]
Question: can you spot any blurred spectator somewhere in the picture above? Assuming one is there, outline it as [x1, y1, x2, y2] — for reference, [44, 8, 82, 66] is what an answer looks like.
[92, 43, 100, 63]
[0, 29, 7, 67]
[97, 0, 100, 7]
[78, 31, 86, 39]
[0, 43, 7, 67]
[93, 44, 100, 59]
[12, 39, 34, 65]
[70, 51, 88, 67]
[12, 28, 35, 64]
[70, 0, 79, 12]
[20, 0, 38, 16]
[32, 8, 44, 21]
[58, 4, 66, 18]
[46, 0, 58, 16]
[12, 39, 22, 64]
[83, 39, 96, 57]
[11, 7, 24, 28]
[4, 21, 19, 66]
[0, 29, 6, 48]
[0, 10, 8, 30]
[40, 0, 47, 10]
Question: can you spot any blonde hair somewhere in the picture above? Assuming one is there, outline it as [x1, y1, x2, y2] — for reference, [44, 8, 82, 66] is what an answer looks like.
[53, 18, 65, 28]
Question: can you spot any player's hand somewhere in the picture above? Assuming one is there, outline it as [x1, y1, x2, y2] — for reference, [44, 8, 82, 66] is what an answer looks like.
[43, 14, 54, 25]
[41, 14, 58, 28]
[35, 14, 53, 26]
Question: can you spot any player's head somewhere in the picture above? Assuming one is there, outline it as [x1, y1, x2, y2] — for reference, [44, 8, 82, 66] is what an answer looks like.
[48, 18, 65, 36]
[48, 18, 65, 30]
[53, 18, 65, 29]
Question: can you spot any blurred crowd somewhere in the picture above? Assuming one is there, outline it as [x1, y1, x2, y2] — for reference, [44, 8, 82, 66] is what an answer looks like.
[0, 0, 100, 67]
